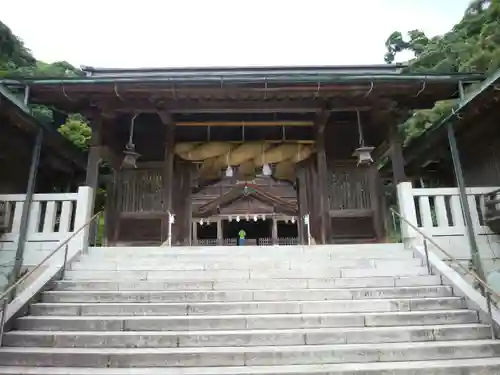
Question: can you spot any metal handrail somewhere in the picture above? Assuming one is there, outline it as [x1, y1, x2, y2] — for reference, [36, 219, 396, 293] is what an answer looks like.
[0, 211, 102, 343]
[391, 208, 498, 339]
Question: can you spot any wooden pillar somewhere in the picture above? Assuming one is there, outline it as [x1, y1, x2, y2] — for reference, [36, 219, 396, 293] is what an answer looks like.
[184, 165, 193, 246]
[103, 175, 112, 246]
[85, 116, 103, 212]
[84, 116, 103, 245]
[389, 123, 407, 184]
[217, 219, 223, 245]
[305, 162, 319, 242]
[161, 114, 175, 242]
[192, 221, 198, 245]
[315, 112, 331, 244]
[368, 166, 385, 241]
[296, 168, 307, 245]
[101, 143, 122, 247]
[272, 216, 278, 245]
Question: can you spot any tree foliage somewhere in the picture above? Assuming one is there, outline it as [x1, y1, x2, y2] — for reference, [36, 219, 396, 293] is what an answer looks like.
[0, 21, 35, 72]
[385, 0, 500, 143]
[58, 115, 92, 150]
[0, 20, 90, 148]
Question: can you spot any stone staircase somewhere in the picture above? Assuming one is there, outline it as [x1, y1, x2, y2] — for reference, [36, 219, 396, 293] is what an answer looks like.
[0, 243, 500, 374]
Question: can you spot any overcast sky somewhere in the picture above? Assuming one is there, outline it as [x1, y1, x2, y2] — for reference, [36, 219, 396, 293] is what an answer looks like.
[3, 0, 471, 69]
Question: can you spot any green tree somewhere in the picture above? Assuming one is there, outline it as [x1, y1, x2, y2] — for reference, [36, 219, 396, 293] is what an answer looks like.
[0, 21, 35, 73]
[0, 20, 89, 148]
[385, 0, 500, 143]
[58, 115, 92, 150]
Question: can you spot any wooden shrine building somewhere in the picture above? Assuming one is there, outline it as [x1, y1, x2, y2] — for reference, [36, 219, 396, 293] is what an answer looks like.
[9, 65, 484, 246]
[392, 69, 500, 189]
[0, 84, 86, 194]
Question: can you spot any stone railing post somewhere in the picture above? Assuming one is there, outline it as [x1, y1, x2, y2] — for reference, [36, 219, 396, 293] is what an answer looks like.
[396, 182, 420, 248]
[70, 187, 93, 255]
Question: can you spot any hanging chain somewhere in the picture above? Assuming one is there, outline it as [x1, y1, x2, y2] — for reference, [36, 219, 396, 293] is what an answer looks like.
[356, 110, 365, 147]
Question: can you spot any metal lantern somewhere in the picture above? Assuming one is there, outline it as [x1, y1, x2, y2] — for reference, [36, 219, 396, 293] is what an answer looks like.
[262, 163, 272, 176]
[353, 146, 375, 166]
[122, 145, 140, 169]
[353, 110, 374, 167]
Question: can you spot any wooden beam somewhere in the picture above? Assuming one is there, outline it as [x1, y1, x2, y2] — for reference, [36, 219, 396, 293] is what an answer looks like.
[176, 121, 313, 127]
[94, 98, 380, 114]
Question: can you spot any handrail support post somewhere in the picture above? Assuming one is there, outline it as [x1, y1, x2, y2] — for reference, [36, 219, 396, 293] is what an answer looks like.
[0, 298, 8, 346]
[486, 291, 496, 339]
[423, 239, 432, 275]
[60, 245, 69, 280]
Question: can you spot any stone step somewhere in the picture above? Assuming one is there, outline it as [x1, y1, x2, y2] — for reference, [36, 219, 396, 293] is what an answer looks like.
[1, 358, 500, 374]
[0, 340, 498, 367]
[83, 250, 416, 258]
[4, 324, 491, 348]
[40, 286, 453, 303]
[63, 266, 430, 280]
[84, 248, 411, 258]
[88, 244, 406, 255]
[69, 258, 423, 271]
[30, 297, 465, 317]
[16, 310, 478, 331]
[83, 254, 417, 263]
[5, 357, 500, 375]
[51, 275, 443, 291]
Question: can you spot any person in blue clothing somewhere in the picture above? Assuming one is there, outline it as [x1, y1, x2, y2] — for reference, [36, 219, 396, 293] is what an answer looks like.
[238, 229, 246, 246]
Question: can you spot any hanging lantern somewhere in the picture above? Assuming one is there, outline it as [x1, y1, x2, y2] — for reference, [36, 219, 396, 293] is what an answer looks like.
[260, 142, 272, 176]
[225, 150, 233, 177]
[199, 218, 204, 225]
[353, 110, 374, 167]
[122, 145, 140, 169]
[353, 146, 375, 166]
[253, 215, 258, 222]
[228, 215, 233, 222]
[262, 163, 272, 176]
[245, 215, 250, 221]
[236, 216, 241, 222]
[122, 114, 141, 169]
[291, 217, 295, 224]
